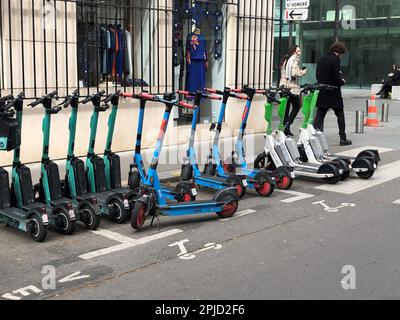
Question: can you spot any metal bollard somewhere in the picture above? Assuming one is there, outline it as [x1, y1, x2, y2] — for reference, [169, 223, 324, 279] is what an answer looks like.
[366, 99, 370, 115]
[356, 110, 365, 134]
[381, 103, 389, 122]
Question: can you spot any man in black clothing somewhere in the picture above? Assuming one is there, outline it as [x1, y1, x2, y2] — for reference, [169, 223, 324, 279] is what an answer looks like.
[314, 42, 352, 146]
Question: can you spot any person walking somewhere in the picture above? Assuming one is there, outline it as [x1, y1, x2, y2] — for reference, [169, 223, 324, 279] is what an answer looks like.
[279, 45, 307, 136]
[314, 42, 352, 146]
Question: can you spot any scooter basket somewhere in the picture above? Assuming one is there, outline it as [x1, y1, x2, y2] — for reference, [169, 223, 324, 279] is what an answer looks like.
[15, 164, 35, 205]
[0, 168, 11, 209]
[0, 117, 21, 151]
[44, 161, 63, 201]
[91, 155, 107, 193]
[71, 157, 88, 196]
[107, 153, 122, 189]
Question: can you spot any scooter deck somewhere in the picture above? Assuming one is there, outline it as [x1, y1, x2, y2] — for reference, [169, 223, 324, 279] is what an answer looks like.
[159, 200, 225, 216]
[194, 174, 230, 188]
[0, 207, 30, 221]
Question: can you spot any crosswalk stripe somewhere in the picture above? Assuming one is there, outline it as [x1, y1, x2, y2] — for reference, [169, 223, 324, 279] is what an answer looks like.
[315, 160, 400, 194]
[335, 146, 394, 157]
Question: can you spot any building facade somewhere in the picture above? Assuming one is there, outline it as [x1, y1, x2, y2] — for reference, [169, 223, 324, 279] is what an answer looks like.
[275, 0, 400, 88]
[0, 0, 277, 166]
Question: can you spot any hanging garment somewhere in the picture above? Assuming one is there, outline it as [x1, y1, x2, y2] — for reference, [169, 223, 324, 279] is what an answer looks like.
[116, 27, 125, 78]
[99, 27, 108, 74]
[125, 30, 133, 80]
[107, 27, 116, 75]
[185, 32, 207, 92]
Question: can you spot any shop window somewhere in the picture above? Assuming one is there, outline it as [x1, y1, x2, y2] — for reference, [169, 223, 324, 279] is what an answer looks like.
[173, 0, 226, 126]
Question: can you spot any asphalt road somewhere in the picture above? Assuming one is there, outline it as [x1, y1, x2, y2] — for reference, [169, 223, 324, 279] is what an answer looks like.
[1, 94, 400, 301]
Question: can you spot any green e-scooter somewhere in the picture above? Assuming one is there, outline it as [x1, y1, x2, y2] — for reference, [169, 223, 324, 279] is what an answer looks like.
[102, 92, 138, 205]
[61, 89, 101, 230]
[0, 93, 48, 241]
[29, 92, 77, 235]
[82, 91, 130, 223]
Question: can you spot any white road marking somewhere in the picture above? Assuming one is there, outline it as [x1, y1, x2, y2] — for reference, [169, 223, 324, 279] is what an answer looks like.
[79, 229, 183, 260]
[90, 229, 135, 244]
[169, 240, 222, 260]
[393, 199, 400, 205]
[59, 272, 90, 283]
[335, 146, 394, 157]
[313, 200, 356, 213]
[219, 209, 256, 222]
[277, 190, 315, 203]
[315, 160, 400, 194]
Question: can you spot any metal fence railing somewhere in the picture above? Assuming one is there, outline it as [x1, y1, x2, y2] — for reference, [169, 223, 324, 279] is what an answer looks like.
[0, 0, 283, 100]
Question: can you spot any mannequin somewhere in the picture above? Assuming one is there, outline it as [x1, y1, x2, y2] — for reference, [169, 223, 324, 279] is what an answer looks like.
[185, 25, 208, 92]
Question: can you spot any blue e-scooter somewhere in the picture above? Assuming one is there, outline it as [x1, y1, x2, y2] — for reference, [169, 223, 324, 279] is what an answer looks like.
[126, 92, 239, 231]
[122, 92, 198, 203]
[205, 87, 295, 193]
[178, 90, 248, 198]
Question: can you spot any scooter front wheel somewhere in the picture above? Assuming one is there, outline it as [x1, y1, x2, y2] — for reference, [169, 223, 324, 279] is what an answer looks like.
[131, 201, 148, 230]
[81, 204, 101, 230]
[356, 170, 375, 180]
[276, 174, 294, 190]
[255, 177, 275, 197]
[54, 209, 76, 235]
[216, 193, 239, 219]
[28, 213, 48, 242]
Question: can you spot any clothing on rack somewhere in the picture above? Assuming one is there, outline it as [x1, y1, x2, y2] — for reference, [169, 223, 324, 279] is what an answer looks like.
[185, 32, 208, 92]
[98, 24, 132, 80]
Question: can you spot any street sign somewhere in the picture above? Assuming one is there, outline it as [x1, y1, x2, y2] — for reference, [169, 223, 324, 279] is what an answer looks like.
[285, 9, 309, 21]
[286, 0, 310, 9]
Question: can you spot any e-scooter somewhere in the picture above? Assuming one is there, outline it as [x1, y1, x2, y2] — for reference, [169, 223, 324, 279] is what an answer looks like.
[254, 88, 344, 184]
[128, 92, 239, 230]
[81, 91, 131, 223]
[29, 92, 77, 235]
[205, 87, 295, 191]
[60, 89, 101, 230]
[299, 84, 379, 179]
[177, 90, 248, 198]
[0, 93, 48, 241]
[121, 92, 198, 202]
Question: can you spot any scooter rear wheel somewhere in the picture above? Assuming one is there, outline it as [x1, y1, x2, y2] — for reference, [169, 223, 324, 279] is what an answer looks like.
[323, 163, 341, 185]
[131, 201, 148, 230]
[81, 204, 101, 230]
[54, 209, 76, 235]
[227, 176, 246, 199]
[109, 199, 126, 224]
[28, 213, 48, 242]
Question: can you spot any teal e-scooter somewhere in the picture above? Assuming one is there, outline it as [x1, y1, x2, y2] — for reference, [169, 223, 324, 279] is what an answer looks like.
[60, 89, 101, 230]
[29, 92, 77, 235]
[81, 91, 131, 223]
[0, 93, 48, 241]
[102, 92, 138, 205]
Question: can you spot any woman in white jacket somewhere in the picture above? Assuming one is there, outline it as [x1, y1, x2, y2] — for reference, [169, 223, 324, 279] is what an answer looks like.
[279, 45, 307, 136]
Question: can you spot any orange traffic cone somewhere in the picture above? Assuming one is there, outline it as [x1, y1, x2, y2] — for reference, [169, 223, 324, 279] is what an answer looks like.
[365, 95, 381, 127]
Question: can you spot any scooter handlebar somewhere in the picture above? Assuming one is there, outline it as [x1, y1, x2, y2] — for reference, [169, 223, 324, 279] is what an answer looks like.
[29, 91, 58, 108]
[140, 93, 156, 100]
[178, 101, 194, 109]
[177, 90, 221, 101]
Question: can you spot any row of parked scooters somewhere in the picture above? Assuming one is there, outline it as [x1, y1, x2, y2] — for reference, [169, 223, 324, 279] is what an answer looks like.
[0, 84, 380, 242]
